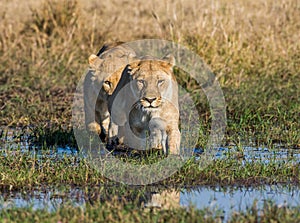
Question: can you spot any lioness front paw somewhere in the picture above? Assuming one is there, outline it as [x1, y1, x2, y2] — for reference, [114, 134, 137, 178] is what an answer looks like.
[149, 130, 168, 154]
[87, 122, 101, 135]
[149, 136, 162, 149]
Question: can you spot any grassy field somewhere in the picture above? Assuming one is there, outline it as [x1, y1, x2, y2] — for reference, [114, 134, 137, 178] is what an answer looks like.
[0, 0, 299, 147]
[0, 0, 299, 221]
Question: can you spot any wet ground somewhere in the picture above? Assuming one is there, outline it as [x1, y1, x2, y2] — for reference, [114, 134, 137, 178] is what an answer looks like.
[1, 129, 300, 221]
[0, 184, 299, 222]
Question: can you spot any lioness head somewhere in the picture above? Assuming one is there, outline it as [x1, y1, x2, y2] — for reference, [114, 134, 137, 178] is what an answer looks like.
[128, 55, 177, 111]
[88, 43, 136, 95]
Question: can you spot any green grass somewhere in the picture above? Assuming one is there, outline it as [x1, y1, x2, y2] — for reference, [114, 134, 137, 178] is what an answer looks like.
[0, 147, 298, 189]
[1, 199, 300, 223]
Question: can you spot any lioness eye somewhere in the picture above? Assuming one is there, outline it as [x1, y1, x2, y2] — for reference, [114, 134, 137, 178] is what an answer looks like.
[158, 80, 165, 85]
[137, 80, 144, 85]
[104, 80, 111, 87]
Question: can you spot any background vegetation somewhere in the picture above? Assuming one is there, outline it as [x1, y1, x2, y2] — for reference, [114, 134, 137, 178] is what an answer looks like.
[0, 0, 299, 148]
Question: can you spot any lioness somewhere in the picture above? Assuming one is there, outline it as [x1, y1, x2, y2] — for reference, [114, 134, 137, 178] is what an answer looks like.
[83, 42, 136, 140]
[108, 55, 180, 154]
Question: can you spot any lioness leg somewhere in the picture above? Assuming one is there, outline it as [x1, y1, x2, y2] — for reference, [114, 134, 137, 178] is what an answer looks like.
[85, 98, 101, 135]
[108, 120, 119, 145]
[84, 71, 102, 135]
[167, 128, 181, 155]
[149, 118, 167, 153]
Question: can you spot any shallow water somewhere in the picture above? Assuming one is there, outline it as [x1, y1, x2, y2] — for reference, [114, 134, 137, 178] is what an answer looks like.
[181, 185, 300, 221]
[1, 185, 299, 222]
[194, 146, 300, 164]
[0, 129, 300, 164]
[1, 129, 299, 164]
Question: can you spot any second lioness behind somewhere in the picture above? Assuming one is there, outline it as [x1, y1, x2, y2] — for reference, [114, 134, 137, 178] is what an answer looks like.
[84, 42, 136, 141]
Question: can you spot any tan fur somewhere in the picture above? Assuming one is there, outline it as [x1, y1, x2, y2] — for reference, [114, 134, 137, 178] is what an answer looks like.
[83, 43, 136, 140]
[108, 55, 180, 154]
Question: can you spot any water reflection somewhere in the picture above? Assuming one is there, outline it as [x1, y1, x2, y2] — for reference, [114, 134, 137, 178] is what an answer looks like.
[1, 185, 299, 221]
[144, 189, 180, 209]
[181, 185, 300, 221]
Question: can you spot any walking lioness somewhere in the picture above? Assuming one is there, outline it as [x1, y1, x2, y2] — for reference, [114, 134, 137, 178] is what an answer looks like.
[83, 43, 136, 140]
[108, 55, 181, 154]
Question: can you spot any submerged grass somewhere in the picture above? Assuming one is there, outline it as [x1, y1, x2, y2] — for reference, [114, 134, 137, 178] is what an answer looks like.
[1, 199, 300, 223]
[0, 147, 298, 189]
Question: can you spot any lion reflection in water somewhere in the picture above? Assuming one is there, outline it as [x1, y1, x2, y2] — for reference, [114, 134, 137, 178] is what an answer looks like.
[144, 189, 180, 209]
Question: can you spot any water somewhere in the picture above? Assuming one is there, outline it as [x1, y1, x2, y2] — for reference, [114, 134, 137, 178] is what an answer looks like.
[1, 128, 299, 163]
[1, 185, 299, 222]
[181, 185, 300, 221]
[198, 146, 300, 164]
[0, 187, 85, 211]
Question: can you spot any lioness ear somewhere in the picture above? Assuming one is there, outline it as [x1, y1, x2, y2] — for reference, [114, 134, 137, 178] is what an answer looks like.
[127, 61, 140, 75]
[162, 54, 176, 66]
[88, 54, 103, 69]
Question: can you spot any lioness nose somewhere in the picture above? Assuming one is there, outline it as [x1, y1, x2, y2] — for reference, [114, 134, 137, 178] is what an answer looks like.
[144, 97, 157, 104]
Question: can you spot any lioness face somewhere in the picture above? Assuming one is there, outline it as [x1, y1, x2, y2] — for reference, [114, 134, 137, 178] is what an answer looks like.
[129, 60, 175, 111]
